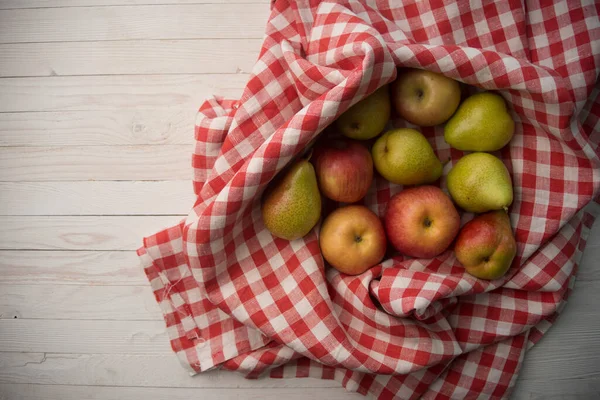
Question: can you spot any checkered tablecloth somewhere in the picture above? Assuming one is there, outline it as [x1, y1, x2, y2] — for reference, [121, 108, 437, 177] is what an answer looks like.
[138, 1, 600, 398]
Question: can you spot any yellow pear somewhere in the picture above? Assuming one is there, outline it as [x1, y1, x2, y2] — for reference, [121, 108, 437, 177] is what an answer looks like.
[261, 160, 321, 240]
[335, 86, 391, 140]
[447, 152, 513, 213]
[444, 92, 515, 151]
[371, 128, 443, 185]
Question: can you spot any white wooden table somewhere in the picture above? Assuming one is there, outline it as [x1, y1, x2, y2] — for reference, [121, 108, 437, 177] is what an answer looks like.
[0, 2, 598, 399]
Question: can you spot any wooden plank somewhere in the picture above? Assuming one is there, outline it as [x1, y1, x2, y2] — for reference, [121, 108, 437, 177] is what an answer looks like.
[577, 218, 600, 282]
[0, 0, 270, 9]
[0, 385, 362, 400]
[0, 4, 270, 43]
[0, 181, 194, 215]
[2, 299, 600, 356]
[0, 39, 261, 77]
[0, 251, 148, 285]
[0, 319, 172, 354]
[0, 110, 197, 146]
[0, 74, 248, 112]
[513, 379, 600, 400]
[0, 348, 597, 393]
[0, 145, 191, 181]
[0, 353, 340, 389]
[513, 276, 600, 385]
[0, 215, 179, 250]
[0, 284, 162, 320]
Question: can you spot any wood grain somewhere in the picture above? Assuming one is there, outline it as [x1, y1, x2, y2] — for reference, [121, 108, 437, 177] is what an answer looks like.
[0, 215, 179, 250]
[0, 353, 341, 388]
[0, 385, 362, 400]
[0, 39, 261, 77]
[0, 284, 162, 320]
[0, 74, 248, 112]
[0, 145, 191, 181]
[0, 110, 197, 146]
[0, 181, 194, 215]
[0, 5, 271, 43]
[0, 319, 172, 354]
[0, 251, 147, 285]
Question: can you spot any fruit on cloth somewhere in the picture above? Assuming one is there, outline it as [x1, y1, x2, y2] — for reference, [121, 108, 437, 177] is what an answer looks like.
[372, 128, 442, 186]
[455, 210, 517, 280]
[444, 92, 515, 152]
[313, 138, 373, 203]
[385, 186, 460, 259]
[319, 205, 386, 275]
[447, 152, 513, 213]
[391, 68, 461, 127]
[262, 159, 321, 240]
[335, 86, 391, 140]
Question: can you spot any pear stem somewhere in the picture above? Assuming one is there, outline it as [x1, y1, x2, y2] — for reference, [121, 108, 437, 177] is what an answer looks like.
[304, 148, 314, 162]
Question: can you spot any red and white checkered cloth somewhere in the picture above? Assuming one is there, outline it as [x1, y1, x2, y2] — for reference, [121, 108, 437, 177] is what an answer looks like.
[138, 1, 600, 398]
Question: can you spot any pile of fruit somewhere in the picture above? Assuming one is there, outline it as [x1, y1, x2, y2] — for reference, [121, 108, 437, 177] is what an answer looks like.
[262, 68, 518, 281]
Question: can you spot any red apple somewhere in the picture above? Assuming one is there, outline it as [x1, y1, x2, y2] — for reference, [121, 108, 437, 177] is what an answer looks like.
[385, 186, 460, 259]
[454, 210, 517, 280]
[319, 205, 386, 275]
[313, 138, 373, 203]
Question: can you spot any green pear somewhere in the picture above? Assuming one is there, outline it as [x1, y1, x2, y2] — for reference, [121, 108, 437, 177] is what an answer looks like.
[444, 92, 515, 152]
[335, 85, 391, 140]
[261, 160, 321, 240]
[371, 128, 443, 185]
[447, 152, 513, 213]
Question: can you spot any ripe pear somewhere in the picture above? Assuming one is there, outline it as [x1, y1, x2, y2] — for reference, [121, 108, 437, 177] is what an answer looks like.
[261, 160, 321, 240]
[371, 128, 443, 185]
[455, 210, 517, 280]
[444, 92, 515, 151]
[447, 152, 513, 213]
[335, 85, 391, 140]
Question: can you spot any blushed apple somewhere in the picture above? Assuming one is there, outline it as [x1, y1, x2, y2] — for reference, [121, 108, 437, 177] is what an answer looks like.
[313, 138, 373, 203]
[319, 205, 386, 275]
[385, 186, 460, 259]
[454, 210, 517, 280]
[391, 68, 461, 127]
